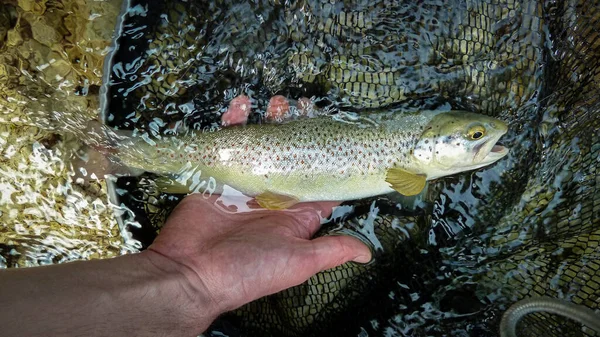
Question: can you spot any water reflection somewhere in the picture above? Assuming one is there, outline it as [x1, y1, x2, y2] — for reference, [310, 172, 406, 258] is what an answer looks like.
[0, 0, 133, 267]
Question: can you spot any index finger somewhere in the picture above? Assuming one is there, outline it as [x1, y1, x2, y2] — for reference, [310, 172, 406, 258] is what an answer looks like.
[279, 201, 341, 238]
[183, 193, 340, 237]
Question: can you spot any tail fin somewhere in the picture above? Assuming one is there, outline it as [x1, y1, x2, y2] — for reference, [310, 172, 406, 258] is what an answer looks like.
[71, 120, 143, 183]
[80, 119, 130, 155]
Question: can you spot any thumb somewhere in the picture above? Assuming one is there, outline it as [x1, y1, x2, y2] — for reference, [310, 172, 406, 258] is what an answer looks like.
[307, 235, 372, 274]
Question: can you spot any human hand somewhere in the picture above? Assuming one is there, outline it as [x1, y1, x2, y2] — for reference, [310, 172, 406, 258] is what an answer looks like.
[144, 194, 371, 326]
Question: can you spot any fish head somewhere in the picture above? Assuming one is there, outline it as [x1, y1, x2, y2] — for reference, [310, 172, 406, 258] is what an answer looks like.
[413, 111, 509, 177]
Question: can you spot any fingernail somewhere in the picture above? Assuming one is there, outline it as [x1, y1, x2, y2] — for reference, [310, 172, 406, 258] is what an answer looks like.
[352, 254, 371, 264]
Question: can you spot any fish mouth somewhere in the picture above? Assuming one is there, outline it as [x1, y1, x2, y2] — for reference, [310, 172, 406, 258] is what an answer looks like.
[474, 118, 510, 164]
[477, 140, 509, 164]
[491, 144, 508, 154]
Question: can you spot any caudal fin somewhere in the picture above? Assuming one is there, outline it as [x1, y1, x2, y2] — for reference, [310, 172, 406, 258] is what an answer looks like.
[80, 119, 130, 155]
[71, 120, 143, 183]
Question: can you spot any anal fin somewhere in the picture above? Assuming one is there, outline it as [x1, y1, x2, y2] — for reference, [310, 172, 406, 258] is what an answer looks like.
[155, 176, 192, 194]
[255, 191, 299, 210]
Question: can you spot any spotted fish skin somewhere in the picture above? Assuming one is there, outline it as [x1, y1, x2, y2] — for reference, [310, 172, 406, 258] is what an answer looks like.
[115, 110, 508, 202]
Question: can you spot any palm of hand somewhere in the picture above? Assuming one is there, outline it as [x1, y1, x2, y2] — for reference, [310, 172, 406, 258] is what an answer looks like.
[148, 194, 371, 314]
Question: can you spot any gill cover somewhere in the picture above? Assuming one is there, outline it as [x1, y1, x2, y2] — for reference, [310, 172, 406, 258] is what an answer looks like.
[413, 111, 508, 169]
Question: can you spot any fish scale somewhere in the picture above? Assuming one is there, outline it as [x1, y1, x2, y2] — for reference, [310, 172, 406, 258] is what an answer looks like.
[117, 116, 421, 201]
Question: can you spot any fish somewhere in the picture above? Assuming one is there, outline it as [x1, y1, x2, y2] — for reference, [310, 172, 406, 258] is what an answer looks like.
[107, 110, 509, 209]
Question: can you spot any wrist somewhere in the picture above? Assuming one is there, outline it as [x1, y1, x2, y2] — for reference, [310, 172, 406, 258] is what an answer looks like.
[137, 250, 222, 334]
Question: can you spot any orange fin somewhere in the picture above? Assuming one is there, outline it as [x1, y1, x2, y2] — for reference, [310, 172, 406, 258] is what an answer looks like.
[255, 191, 299, 210]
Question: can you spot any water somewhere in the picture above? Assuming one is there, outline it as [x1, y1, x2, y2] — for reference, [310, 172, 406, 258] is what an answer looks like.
[0, 0, 136, 266]
[1, 1, 599, 336]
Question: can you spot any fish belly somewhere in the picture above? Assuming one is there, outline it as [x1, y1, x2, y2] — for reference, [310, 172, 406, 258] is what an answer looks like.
[206, 164, 394, 202]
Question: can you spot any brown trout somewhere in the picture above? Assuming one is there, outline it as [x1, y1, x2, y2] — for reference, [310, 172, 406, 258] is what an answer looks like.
[110, 110, 509, 209]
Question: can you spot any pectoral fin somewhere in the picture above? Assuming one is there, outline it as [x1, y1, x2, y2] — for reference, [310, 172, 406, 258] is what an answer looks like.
[255, 191, 299, 210]
[385, 168, 427, 196]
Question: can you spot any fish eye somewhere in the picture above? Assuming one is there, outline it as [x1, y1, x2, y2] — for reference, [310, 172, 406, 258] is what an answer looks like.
[467, 125, 486, 140]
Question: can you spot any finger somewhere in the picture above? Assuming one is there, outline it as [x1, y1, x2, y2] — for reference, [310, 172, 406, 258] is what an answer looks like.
[289, 201, 340, 218]
[222, 95, 251, 126]
[179, 193, 259, 220]
[179, 194, 288, 230]
[173, 194, 223, 220]
[265, 95, 290, 122]
[166, 193, 242, 231]
[181, 192, 222, 205]
[285, 201, 341, 237]
[303, 235, 372, 277]
[152, 194, 221, 248]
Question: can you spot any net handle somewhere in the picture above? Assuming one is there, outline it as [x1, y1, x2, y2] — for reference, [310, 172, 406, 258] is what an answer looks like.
[500, 297, 600, 337]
